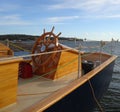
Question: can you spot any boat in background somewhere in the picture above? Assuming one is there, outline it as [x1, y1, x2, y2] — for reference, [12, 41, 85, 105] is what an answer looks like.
[0, 27, 117, 112]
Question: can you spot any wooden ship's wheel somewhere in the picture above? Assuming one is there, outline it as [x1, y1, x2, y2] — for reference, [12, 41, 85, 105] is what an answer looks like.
[32, 27, 62, 78]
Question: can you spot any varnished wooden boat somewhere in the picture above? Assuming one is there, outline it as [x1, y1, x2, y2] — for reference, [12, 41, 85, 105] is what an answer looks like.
[0, 27, 117, 112]
[0, 42, 13, 58]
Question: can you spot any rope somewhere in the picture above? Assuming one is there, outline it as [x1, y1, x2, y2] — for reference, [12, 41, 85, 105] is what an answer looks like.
[17, 53, 94, 85]
[18, 90, 58, 96]
[0, 42, 109, 112]
[19, 56, 78, 85]
[9, 41, 31, 52]
[6, 39, 116, 56]
[0, 49, 92, 84]
[0, 40, 111, 62]
[79, 40, 112, 54]
[0, 48, 78, 61]
[1, 39, 117, 111]
[87, 79, 104, 112]
[80, 46, 100, 49]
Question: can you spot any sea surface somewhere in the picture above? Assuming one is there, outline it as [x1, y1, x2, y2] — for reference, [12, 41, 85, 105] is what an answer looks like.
[62, 40, 120, 112]
[15, 40, 120, 112]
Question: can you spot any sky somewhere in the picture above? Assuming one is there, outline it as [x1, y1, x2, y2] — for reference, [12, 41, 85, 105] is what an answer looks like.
[0, 0, 120, 41]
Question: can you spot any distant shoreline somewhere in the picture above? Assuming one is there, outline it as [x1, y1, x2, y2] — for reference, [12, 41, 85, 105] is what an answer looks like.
[0, 34, 83, 52]
[0, 34, 83, 41]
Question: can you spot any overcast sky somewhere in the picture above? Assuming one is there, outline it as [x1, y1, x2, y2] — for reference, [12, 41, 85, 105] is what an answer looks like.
[0, 0, 120, 41]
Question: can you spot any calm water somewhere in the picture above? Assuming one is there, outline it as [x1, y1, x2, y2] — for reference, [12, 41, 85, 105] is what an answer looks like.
[15, 40, 120, 112]
[98, 42, 120, 112]
[63, 40, 120, 112]
[64, 40, 120, 112]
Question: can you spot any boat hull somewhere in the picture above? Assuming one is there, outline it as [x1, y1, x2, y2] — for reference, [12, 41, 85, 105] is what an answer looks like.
[44, 61, 115, 112]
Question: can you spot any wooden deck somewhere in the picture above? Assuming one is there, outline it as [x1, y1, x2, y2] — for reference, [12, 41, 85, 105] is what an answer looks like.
[0, 72, 78, 112]
[0, 52, 117, 112]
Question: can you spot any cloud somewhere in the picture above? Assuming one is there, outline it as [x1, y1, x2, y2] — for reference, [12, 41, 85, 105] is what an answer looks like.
[83, 14, 120, 19]
[0, 3, 19, 12]
[0, 15, 31, 26]
[109, 0, 120, 5]
[46, 16, 79, 23]
[49, 0, 106, 11]
[49, 0, 120, 18]
[45, 13, 120, 24]
[0, 2, 31, 26]
[0, 8, 4, 12]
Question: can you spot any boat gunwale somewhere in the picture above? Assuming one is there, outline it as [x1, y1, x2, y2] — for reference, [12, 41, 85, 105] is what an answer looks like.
[24, 54, 117, 112]
[0, 58, 23, 65]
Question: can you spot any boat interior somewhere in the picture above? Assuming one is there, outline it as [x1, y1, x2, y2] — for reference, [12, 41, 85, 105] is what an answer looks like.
[0, 27, 117, 112]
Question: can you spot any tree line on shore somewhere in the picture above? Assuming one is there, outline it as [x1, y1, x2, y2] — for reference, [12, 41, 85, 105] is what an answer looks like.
[0, 34, 37, 41]
[0, 34, 83, 41]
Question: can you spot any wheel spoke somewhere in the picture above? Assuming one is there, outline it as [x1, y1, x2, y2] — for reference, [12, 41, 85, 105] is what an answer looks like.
[32, 27, 61, 69]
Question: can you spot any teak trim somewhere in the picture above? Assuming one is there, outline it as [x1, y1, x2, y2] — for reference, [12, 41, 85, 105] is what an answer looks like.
[24, 55, 117, 112]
